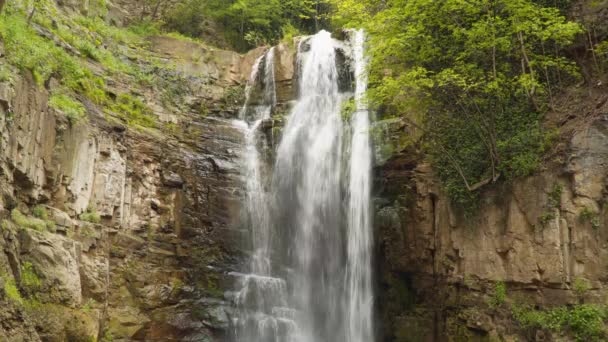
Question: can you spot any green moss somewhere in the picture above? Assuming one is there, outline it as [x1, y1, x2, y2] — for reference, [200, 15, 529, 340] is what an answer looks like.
[4, 277, 23, 304]
[1, 219, 11, 231]
[222, 85, 245, 108]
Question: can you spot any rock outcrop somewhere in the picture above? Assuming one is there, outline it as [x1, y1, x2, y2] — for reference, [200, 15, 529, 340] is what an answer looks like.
[0, 8, 264, 339]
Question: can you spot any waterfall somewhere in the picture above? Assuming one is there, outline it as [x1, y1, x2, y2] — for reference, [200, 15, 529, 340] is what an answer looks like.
[231, 30, 374, 342]
[273, 30, 345, 342]
[231, 47, 297, 342]
[346, 29, 374, 342]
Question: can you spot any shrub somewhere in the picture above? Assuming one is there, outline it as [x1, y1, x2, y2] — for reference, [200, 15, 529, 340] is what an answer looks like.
[79, 206, 101, 224]
[11, 209, 48, 231]
[513, 304, 608, 341]
[20, 262, 42, 291]
[128, 19, 161, 36]
[488, 281, 506, 308]
[579, 207, 601, 230]
[32, 205, 48, 220]
[573, 278, 591, 297]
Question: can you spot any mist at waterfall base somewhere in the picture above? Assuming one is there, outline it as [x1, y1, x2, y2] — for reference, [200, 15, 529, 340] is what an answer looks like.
[229, 30, 374, 342]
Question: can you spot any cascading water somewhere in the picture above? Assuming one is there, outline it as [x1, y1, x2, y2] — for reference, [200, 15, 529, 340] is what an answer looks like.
[231, 47, 298, 342]
[231, 30, 374, 342]
[345, 29, 374, 342]
[273, 30, 345, 342]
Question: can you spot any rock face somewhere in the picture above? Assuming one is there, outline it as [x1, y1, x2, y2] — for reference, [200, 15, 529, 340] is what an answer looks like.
[0, 11, 263, 340]
[373, 90, 608, 341]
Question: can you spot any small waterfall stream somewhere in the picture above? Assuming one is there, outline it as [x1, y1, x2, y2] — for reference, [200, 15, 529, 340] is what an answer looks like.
[231, 30, 374, 342]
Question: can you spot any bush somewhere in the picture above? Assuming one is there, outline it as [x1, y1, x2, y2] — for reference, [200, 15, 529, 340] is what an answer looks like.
[32, 206, 48, 220]
[488, 281, 506, 308]
[129, 19, 161, 36]
[11, 209, 48, 231]
[79, 206, 101, 224]
[579, 207, 601, 230]
[513, 304, 608, 341]
[20, 262, 42, 292]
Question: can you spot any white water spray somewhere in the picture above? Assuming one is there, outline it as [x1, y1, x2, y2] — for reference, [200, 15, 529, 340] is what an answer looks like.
[346, 29, 374, 342]
[232, 30, 374, 342]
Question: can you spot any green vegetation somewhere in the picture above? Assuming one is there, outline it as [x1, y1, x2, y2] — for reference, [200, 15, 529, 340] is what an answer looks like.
[163, 0, 332, 51]
[20, 262, 42, 292]
[11, 209, 54, 231]
[579, 207, 601, 230]
[81, 298, 95, 313]
[539, 183, 564, 226]
[340, 98, 356, 121]
[573, 278, 591, 297]
[513, 304, 608, 341]
[79, 206, 101, 224]
[1, 219, 11, 231]
[488, 281, 506, 308]
[32, 206, 48, 220]
[49, 94, 87, 123]
[0, 0, 157, 129]
[332, 0, 582, 213]
[3, 277, 23, 304]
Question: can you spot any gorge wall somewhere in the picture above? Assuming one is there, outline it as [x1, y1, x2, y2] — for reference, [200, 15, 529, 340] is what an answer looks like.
[1, 0, 608, 341]
[0, 4, 265, 339]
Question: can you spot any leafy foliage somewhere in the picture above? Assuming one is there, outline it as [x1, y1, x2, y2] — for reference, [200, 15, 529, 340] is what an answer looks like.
[513, 304, 608, 341]
[331, 0, 582, 212]
[164, 0, 332, 51]
[11, 209, 52, 231]
[579, 207, 601, 230]
[20, 262, 42, 292]
[79, 206, 101, 224]
[488, 281, 507, 308]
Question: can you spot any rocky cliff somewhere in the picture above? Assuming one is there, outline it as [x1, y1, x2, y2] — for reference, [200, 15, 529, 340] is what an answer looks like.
[373, 1, 608, 340]
[0, 2, 268, 339]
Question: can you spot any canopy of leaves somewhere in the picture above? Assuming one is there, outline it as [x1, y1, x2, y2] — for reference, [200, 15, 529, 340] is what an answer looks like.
[332, 0, 582, 213]
[164, 0, 332, 51]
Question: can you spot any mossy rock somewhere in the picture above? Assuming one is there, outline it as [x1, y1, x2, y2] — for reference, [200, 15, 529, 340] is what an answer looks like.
[24, 302, 98, 342]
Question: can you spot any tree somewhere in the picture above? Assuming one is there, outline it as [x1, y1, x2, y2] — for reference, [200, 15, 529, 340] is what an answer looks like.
[332, 0, 582, 211]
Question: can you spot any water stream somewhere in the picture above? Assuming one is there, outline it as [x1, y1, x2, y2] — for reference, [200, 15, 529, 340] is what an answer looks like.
[231, 30, 373, 342]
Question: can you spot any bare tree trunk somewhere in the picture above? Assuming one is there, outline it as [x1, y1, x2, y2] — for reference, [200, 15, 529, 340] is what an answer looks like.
[0, 0, 5, 14]
[27, 7, 37, 26]
[152, 0, 164, 20]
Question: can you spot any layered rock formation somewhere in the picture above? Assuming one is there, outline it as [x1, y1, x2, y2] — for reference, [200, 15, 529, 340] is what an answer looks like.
[0, 17, 264, 340]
